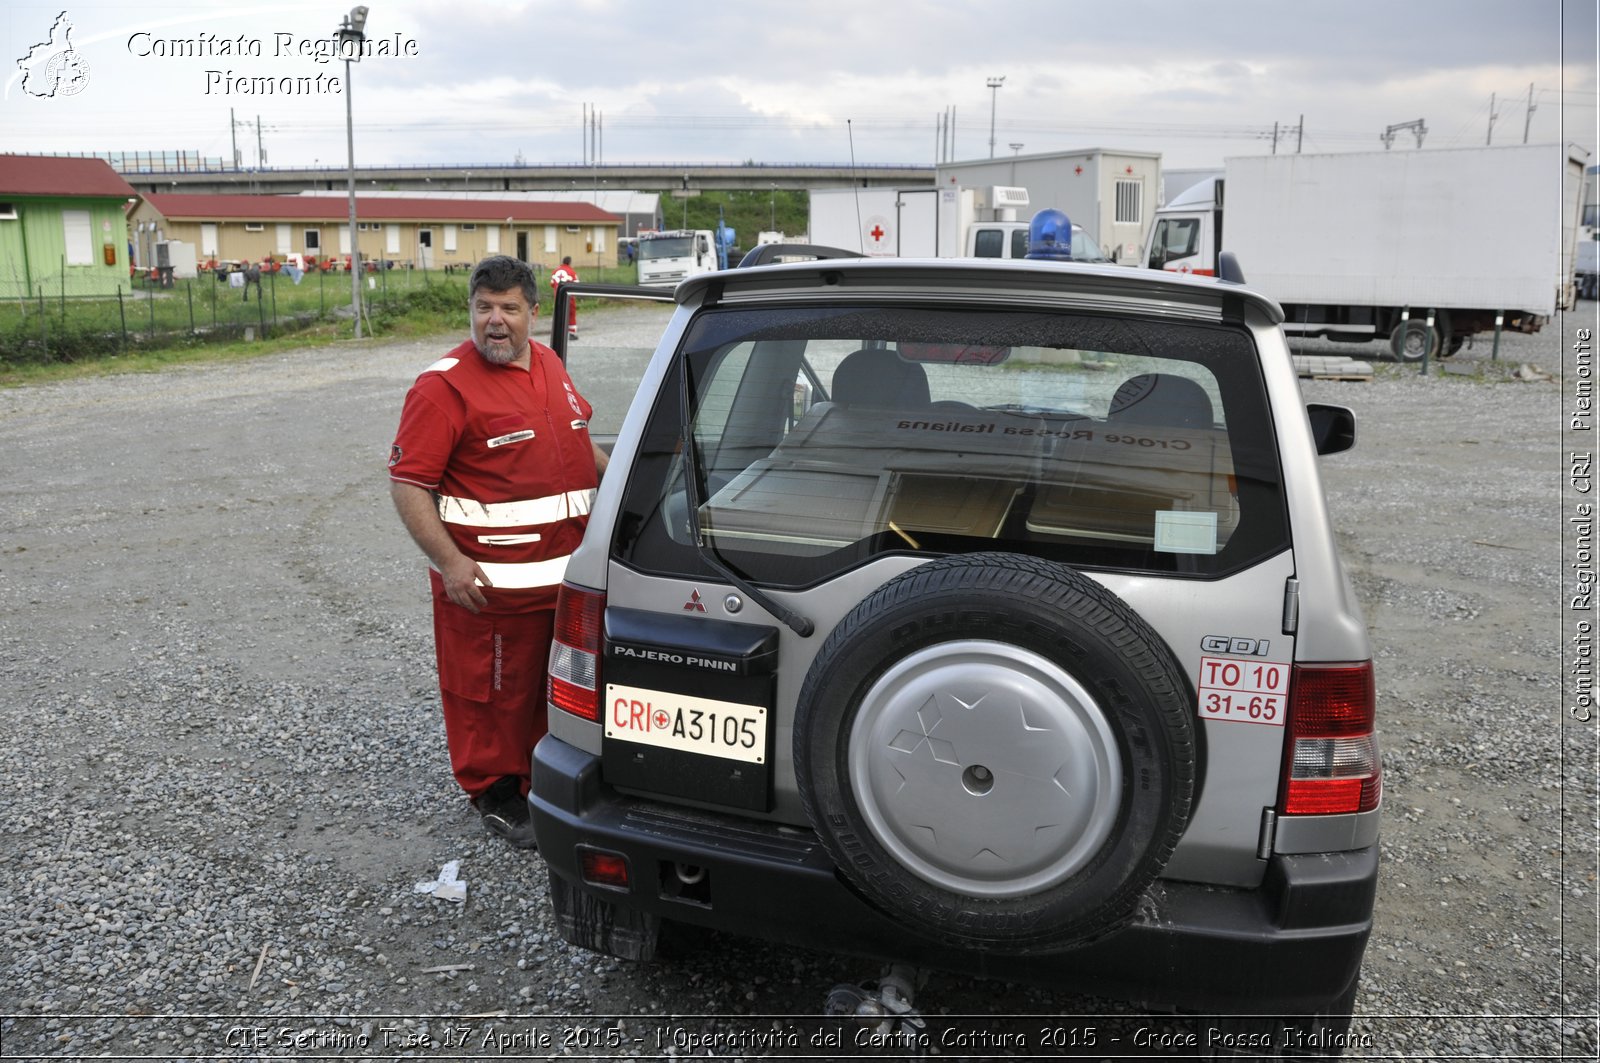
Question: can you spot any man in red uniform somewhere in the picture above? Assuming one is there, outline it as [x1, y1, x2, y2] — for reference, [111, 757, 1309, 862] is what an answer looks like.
[550, 256, 579, 341]
[389, 255, 607, 847]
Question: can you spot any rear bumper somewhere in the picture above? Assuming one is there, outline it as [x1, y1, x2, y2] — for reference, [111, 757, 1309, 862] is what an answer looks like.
[530, 736, 1375, 1014]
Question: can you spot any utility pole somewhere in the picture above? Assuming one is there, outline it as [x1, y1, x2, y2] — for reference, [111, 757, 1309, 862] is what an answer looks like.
[1487, 92, 1499, 145]
[1523, 83, 1536, 144]
[582, 103, 601, 165]
[1271, 117, 1303, 155]
[337, 5, 369, 340]
[986, 76, 1005, 159]
[1380, 119, 1428, 150]
[229, 108, 239, 168]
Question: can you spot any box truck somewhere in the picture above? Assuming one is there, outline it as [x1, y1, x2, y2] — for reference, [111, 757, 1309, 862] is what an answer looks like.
[637, 226, 735, 287]
[808, 185, 1108, 262]
[1144, 144, 1589, 360]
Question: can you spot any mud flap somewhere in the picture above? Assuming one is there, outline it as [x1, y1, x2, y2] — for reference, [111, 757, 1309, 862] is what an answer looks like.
[547, 870, 661, 962]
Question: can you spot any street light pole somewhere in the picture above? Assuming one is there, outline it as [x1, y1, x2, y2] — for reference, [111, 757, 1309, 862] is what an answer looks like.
[339, 6, 369, 339]
[986, 76, 1005, 159]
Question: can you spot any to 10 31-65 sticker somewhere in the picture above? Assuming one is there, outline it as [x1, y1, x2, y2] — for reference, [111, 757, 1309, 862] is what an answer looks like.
[1197, 656, 1288, 726]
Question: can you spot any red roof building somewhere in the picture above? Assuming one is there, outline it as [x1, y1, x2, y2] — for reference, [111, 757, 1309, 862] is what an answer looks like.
[129, 193, 622, 271]
[0, 154, 140, 199]
[0, 155, 141, 298]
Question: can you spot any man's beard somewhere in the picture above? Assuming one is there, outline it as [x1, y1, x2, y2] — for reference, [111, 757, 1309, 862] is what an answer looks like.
[474, 333, 520, 364]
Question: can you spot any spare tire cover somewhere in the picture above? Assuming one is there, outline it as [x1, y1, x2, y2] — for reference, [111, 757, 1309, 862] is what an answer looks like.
[794, 553, 1195, 949]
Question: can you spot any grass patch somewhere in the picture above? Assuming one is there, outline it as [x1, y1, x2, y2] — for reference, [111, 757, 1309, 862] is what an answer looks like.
[0, 272, 654, 388]
[0, 317, 375, 387]
[0, 262, 646, 385]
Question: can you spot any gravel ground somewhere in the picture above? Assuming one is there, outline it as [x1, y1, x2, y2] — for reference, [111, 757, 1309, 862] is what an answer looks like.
[0, 300, 1595, 1061]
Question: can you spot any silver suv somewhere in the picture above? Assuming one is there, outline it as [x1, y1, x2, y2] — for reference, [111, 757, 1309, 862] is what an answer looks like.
[530, 253, 1378, 1046]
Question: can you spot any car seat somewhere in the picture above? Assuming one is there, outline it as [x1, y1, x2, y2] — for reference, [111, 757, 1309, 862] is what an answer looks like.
[1107, 373, 1214, 429]
[831, 348, 930, 409]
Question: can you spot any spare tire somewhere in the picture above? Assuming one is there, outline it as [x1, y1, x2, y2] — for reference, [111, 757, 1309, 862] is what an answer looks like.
[794, 553, 1195, 950]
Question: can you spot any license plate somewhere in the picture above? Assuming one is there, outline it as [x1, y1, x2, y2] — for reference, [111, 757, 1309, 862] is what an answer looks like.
[1196, 655, 1289, 727]
[604, 683, 767, 764]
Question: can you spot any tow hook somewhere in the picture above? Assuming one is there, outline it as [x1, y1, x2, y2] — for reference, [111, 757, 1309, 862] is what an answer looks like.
[824, 963, 929, 1055]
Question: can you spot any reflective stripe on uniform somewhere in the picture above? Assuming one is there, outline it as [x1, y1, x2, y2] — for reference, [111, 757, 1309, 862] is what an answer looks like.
[437, 489, 595, 528]
[477, 533, 542, 546]
[475, 555, 572, 589]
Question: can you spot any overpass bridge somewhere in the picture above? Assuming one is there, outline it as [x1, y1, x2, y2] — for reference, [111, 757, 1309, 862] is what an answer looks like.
[118, 161, 935, 197]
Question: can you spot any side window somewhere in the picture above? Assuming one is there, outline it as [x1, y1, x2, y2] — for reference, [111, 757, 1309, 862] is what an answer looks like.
[62, 210, 93, 265]
[1010, 229, 1030, 260]
[972, 229, 1004, 258]
[1150, 218, 1200, 265]
[693, 344, 755, 458]
[694, 341, 818, 491]
[1115, 178, 1143, 225]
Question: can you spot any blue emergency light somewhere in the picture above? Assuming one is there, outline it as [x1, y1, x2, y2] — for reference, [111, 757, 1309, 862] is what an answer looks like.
[1025, 208, 1073, 261]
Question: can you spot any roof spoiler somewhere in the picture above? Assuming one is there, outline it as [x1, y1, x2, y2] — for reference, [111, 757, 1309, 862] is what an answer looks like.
[735, 243, 864, 268]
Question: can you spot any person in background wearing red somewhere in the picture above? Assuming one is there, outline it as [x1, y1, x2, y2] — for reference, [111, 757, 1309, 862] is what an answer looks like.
[550, 255, 579, 341]
[388, 255, 607, 847]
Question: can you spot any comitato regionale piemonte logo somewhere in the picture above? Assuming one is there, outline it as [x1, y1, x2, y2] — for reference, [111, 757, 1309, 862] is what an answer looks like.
[16, 10, 91, 98]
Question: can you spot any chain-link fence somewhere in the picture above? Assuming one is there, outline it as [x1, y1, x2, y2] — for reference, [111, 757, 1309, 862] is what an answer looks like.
[0, 264, 473, 365]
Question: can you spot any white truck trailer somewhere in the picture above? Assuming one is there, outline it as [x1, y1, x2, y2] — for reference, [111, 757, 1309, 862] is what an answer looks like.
[1143, 144, 1589, 360]
[808, 185, 1108, 262]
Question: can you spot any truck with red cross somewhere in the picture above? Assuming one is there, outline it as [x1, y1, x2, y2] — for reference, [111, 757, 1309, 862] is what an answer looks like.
[808, 184, 1109, 264]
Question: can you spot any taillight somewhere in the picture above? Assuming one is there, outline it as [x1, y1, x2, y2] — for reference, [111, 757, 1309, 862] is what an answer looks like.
[1280, 662, 1381, 816]
[579, 847, 631, 890]
[548, 582, 604, 722]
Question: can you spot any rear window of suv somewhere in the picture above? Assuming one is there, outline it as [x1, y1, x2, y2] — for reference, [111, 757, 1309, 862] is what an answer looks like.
[613, 304, 1288, 586]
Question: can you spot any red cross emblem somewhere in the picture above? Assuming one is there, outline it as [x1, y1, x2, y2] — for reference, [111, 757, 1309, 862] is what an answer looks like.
[869, 225, 885, 242]
[653, 709, 670, 729]
[1074, 165, 1083, 175]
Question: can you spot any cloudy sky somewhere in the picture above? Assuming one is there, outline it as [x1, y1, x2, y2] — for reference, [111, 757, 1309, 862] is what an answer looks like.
[1, 0, 1595, 173]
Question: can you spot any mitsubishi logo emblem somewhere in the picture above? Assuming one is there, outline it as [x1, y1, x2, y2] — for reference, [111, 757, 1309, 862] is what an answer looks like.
[683, 590, 707, 613]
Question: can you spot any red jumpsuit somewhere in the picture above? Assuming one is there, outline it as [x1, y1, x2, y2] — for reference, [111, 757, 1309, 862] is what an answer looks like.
[550, 262, 579, 336]
[389, 338, 597, 798]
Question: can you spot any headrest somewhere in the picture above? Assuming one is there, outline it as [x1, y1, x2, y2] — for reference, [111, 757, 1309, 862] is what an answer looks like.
[832, 348, 930, 408]
[1108, 373, 1214, 429]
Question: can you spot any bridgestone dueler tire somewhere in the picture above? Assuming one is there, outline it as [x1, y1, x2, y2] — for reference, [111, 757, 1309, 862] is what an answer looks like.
[794, 553, 1195, 950]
